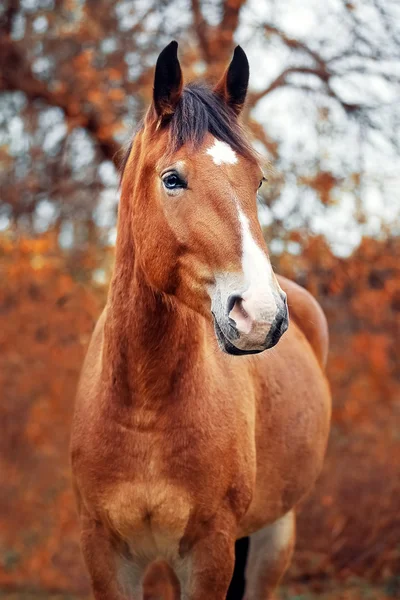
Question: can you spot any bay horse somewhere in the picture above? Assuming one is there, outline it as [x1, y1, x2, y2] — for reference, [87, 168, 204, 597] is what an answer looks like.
[70, 42, 331, 599]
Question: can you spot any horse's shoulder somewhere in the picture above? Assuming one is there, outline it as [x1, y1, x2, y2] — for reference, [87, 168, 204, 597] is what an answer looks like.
[74, 307, 107, 412]
[277, 275, 329, 369]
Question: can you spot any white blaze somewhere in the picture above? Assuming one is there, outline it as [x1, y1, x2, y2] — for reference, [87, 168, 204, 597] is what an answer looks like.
[206, 139, 238, 165]
[237, 206, 277, 324]
[204, 137, 279, 340]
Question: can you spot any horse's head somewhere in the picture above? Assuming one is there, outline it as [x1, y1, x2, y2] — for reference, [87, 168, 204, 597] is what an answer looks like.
[121, 41, 288, 355]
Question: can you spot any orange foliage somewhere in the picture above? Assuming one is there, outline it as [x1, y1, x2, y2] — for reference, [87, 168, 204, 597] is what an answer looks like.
[299, 171, 338, 205]
[275, 236, 400, 585]
[0, 233, 399, 595]
[0, 234, 104, 593]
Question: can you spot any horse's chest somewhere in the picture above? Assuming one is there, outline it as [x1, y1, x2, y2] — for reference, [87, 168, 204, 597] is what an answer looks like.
[90, 419, 250, 549]
[102, 477, 193, 561]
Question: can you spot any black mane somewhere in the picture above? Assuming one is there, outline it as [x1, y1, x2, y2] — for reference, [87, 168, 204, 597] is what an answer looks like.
[120, 82, 257, 177]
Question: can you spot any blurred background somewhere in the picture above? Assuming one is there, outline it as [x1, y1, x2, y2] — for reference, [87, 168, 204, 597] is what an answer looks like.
[0, 0, 399, 598]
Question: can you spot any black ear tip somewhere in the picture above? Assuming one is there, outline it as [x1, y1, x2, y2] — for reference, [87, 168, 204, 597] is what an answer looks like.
[161, 40, 178, 58]
[169, 40, 178, 52]
[233, 45, 248, 64]
[156, 41, 179, 67]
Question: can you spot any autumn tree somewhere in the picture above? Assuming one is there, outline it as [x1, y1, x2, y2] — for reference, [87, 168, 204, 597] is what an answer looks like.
[1, 3, 399, 595]
[0, 0, 399, 254]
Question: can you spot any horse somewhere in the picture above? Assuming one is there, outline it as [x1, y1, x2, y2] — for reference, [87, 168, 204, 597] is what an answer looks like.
[70, 41, 331, 600]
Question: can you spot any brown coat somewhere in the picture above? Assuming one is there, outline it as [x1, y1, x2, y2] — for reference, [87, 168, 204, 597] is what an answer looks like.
[70, 42, 331, 600]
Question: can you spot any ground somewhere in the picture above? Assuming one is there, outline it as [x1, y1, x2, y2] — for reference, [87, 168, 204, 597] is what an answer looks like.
[0, 581, 398, 600]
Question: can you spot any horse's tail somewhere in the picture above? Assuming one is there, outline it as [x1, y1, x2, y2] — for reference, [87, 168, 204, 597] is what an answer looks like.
[142, 560, 181, 600]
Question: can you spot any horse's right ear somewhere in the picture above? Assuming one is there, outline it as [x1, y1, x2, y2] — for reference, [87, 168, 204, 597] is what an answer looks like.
[214, 46, 249, 116]
[153, 41, 183, 121]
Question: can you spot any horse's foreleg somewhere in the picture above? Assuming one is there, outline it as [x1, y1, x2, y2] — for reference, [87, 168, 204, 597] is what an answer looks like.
[80, 516, 127, 600]
[244, 510, 295, 600]
[180, 524, 236, 600]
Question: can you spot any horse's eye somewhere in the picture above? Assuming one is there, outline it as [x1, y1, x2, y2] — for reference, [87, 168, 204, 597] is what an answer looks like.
[258, 178, 265, 189]
[258, 176, 267, 190]
[162, 173, 186, 190]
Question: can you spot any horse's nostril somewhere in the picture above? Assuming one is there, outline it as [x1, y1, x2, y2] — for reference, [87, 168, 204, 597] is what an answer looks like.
[227, 294, 241, 315]
[228, 295, 254, 335]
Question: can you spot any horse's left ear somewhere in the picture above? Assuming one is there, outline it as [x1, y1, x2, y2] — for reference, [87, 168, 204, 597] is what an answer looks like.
[153, 41, 183, 121]
[214, 46, 249, 116]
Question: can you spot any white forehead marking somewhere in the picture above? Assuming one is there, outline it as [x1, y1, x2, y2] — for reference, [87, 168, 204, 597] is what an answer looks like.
[206, 139, 238, 165]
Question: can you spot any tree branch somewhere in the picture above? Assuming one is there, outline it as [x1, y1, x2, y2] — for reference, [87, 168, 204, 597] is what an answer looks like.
[247, 24, 362, 115]
[207, 0, 247, 66]
[191, 0, 212, 63]
[248, 67, 329, 105]
[0, 37, 120, 163]
[0, 0, 19, 36]
[263, 24, 329, 74]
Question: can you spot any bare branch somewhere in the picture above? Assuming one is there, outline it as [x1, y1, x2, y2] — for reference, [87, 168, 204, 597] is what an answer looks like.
[247, 67, 325, 106]
[0, 0, 19, 36]
[263, 24, 329, 74]
[207, 0, 247, 65]
[247, 24, 362, 115]
[0, 37, 121, 162]
[191, 0, 212, 63]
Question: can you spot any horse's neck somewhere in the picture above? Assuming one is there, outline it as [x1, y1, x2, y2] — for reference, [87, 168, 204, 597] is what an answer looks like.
[103, 258, 205, 406]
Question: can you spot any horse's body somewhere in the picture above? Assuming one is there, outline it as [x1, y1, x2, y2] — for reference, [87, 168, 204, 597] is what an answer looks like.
[71, 43, 331, 599]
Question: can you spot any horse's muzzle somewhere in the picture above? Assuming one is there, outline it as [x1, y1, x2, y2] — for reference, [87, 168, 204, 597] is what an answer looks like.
[213, 296, 289, 356]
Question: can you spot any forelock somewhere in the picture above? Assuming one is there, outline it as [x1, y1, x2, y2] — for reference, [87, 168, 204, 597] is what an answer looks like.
[119, 82, 258, 181]
[169, 83, 256, 160]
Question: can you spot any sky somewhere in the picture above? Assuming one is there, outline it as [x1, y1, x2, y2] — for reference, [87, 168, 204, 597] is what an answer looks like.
[236, 0, 400, 256]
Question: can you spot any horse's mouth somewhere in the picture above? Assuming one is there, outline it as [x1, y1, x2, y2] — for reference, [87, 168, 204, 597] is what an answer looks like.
[212, 315, 265, 356]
